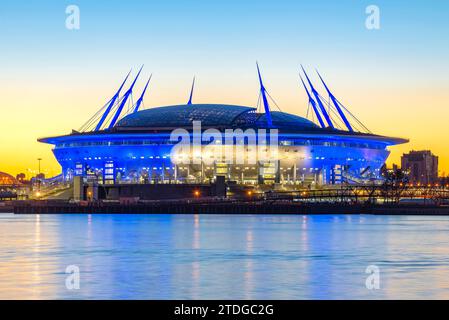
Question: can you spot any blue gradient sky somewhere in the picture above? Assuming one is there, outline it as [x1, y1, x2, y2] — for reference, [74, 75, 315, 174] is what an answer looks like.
[1, 0, 448, 175]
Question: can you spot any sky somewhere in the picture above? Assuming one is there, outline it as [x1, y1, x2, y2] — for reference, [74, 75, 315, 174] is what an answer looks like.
[0, 0, 448, 177]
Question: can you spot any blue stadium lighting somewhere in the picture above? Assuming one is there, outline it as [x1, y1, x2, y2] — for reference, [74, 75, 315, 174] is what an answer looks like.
[39, 67, 408, 185]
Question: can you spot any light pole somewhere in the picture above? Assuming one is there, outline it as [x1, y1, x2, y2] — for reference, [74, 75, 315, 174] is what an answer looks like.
[37, 158, 42, 175]
[36, 158, 42, 196]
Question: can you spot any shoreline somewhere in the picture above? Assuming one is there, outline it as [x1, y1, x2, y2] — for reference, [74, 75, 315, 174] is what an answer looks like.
[8, 200, 449, 215]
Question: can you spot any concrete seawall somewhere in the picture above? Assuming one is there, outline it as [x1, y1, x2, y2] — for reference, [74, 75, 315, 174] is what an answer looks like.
[12, 200, 449, 215]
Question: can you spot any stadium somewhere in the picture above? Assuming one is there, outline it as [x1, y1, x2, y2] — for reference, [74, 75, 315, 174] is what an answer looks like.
[39, 65, 408, 187]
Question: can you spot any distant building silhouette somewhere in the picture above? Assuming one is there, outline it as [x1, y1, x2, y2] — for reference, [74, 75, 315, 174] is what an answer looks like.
[401, 150, 438, 185]
[36, 173, 45, 180]
[16, 173, 26, 182]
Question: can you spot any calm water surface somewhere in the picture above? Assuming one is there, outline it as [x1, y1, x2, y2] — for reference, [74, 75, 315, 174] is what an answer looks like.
[1, 213, 449, 299]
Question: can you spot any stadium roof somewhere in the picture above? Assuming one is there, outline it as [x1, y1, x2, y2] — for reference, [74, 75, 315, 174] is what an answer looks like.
[116, 104, 320, 130]
[39, 104, 408, 146]
[117, 104, 253, 128]
[258, 111, 319, 130]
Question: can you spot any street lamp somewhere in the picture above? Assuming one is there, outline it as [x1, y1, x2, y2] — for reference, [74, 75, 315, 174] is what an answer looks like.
[37, 158, 42, 175]
[36, 158, 43, 194]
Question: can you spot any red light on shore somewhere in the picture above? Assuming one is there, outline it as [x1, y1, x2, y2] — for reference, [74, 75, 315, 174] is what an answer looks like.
[247, 191, 253, 196]
[194, 190, 200, 197]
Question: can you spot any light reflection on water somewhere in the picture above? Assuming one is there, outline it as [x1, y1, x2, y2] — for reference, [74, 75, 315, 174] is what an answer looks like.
[1, 213, 449, 299]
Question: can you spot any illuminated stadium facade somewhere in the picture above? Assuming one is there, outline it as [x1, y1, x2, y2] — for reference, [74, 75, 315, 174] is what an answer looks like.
[39, 65, 407, 186]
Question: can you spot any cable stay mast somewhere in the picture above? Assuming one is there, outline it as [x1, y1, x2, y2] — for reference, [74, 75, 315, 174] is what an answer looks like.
[299, 74, 325, 128]
[316, 70, 353, 132]
[108, 65, 144, 129]
[94, 70, 131, 131]
[187, 76, 195, 105]
[256, 62, 273, 127]
[301, 65, 334, 129]
[133, 75, 152, 113]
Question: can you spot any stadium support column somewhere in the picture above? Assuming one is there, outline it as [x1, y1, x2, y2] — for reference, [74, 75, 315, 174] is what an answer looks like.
[257, 161, 263, 185]
[174, 165, 178, 183]
[318, 169, 324, 185]
[214, 162, 228, 182]
[215, 176, 226, 197]
[73, 176, 84, 201]
[86, 182, 98, 201]
[293, 163, 297, 184]
[201, 162, 205, 183]
[331, 165, 343, 184]
[275, 160, 281, 184]
[322, 165, 329, 185]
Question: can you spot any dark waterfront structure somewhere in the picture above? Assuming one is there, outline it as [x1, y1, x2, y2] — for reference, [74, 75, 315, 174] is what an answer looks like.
[0, 172, 19, 186]
[39, 65, 407, 186]
[0, 172, 21, 201]
[401, 150, 439, 185]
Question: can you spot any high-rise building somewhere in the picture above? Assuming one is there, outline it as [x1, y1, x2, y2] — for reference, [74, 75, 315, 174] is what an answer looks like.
[401, 150, 438, 185]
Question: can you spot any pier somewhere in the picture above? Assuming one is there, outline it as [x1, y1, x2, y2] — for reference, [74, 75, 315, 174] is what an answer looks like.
[6, 184, 449, 215]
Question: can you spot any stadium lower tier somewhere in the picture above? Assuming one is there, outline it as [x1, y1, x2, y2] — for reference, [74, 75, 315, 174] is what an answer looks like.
[48, 133, 392, 185]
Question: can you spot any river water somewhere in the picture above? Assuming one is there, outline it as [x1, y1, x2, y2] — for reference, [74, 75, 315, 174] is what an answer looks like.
[0, 212, 448, 299]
